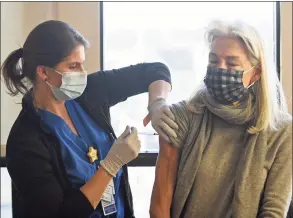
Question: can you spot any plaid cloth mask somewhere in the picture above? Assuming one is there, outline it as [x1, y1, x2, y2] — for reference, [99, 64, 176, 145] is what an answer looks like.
[204, 66, 255, 105]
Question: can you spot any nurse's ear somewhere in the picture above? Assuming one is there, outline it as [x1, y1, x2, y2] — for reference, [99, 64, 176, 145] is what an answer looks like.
[36, 66, 49, 82]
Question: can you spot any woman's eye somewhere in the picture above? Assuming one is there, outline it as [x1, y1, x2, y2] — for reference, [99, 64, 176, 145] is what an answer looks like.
[69, 65, 77, 70]
[228, 63, 239, 67]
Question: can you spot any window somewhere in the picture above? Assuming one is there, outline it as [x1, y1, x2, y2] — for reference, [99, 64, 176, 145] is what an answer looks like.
[102, 2, 278, 217]
[103, 2, 277, 152]
[1, 168, 12, 218]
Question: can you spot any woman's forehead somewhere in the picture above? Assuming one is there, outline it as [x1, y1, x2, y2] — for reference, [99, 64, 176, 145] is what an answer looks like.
[210, 36, 248, 59]
[64, 45, 85, 64]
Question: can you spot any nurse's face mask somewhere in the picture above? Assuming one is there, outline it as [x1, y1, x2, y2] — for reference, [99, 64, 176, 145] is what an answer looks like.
[46, 68, 87, 101]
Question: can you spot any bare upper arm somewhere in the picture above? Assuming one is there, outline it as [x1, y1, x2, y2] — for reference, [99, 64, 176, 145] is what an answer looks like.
[150, 137, 180, 216]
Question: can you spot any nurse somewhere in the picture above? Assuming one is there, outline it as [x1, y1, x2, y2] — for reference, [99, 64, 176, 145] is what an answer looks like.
[2, 20, 178, 218]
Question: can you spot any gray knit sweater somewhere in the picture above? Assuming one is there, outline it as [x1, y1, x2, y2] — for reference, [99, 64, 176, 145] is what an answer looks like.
[169, 101, 292, 218]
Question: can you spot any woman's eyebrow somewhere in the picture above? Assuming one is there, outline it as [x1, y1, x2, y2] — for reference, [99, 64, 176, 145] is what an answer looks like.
[67, 61, 85, 65]
[226, 56, 241, 62]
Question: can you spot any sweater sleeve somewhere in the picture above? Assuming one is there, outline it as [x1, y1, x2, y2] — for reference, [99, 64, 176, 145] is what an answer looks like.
[6, 138, 94, 218]
[258, 122, 292, 218]
[168, 101, 191, 149]
[85, 62, 171, 107]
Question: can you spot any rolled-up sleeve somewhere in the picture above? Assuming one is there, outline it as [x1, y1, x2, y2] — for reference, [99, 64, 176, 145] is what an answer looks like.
[169, 101, 190, 149]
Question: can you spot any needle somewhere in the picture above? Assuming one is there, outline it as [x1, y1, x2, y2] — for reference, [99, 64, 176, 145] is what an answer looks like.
[138, 132, 159, 135]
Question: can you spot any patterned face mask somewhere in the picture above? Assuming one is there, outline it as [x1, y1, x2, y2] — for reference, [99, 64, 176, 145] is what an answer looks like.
[204, 66, 255, 105]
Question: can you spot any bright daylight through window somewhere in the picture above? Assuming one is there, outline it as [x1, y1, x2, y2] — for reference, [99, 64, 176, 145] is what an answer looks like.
[104, 2, 277, 152]
[103, 2, 277, 217]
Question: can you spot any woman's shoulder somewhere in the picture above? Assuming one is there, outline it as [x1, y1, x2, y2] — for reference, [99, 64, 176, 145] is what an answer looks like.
[278, 113, 292, 141]
[170, 100, 191, 118]
[6, 107, 47, 157]
[168, 100, 204, 149]
[281, 112, 292, 132]
[169, 100, 203, 124]
[270, 112, 292, 135]
[266, 112, 292, 149]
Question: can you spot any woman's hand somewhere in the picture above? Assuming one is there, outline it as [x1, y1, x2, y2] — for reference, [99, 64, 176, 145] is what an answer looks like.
[100, 126, 141, 176]
[144, 98, 179, 143]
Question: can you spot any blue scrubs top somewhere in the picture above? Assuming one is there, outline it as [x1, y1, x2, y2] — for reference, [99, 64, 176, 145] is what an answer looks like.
[38, 100, 125, 218]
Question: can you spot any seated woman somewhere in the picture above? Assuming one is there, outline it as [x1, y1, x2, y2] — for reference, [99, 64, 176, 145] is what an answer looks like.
[150, 20, 292, 218]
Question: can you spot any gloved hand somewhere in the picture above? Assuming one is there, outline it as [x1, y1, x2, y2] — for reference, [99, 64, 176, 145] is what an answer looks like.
[100, 126, 141, 177]
[144, 98, 178, 143]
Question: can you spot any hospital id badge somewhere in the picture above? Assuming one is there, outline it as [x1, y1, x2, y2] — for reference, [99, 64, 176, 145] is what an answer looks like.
[108, 178, 115, 194]
[101, 178, 116, 215]
[101, 179, 115, 201]
[101, 199, 117, 216]
[101, 191, 113, 202]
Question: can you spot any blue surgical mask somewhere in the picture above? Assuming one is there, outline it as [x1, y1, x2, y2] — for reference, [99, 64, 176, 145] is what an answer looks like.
[46, 69, 87, 100]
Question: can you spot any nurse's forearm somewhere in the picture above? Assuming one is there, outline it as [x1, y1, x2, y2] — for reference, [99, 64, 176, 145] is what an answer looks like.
[150, 142, 179, 218]
[80, 167, 113, 209]
[148, 80, 171, 104]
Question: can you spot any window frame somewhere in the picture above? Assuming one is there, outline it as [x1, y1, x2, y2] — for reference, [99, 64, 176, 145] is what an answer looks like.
[0, 4, 284, 218]
[100, 2, 281, 167]
[275, 1, 281, 80]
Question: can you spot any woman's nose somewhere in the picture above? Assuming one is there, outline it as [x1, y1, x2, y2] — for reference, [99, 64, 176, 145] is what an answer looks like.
[216, 61, 227, 69]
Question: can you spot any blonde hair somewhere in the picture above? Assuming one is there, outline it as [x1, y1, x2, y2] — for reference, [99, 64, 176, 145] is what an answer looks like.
[188, 20, 289, 134]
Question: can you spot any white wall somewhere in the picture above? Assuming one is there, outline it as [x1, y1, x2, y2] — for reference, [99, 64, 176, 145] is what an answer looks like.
[23, 2, 56, 38]
[56, 2, 101, 73]
[0, 2, 101, 156]
[1, 2, 25, 153]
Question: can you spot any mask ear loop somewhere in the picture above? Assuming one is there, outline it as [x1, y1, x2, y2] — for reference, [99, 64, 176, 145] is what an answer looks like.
[46, 81, 54, 88]
[41, 67, 52, 87]
[247, 80, 256, 89]
[244, 64, 260, 89]
[49, 68, 63, 76]
[44, 67, 62, 88]
[243, 65, 256, 75]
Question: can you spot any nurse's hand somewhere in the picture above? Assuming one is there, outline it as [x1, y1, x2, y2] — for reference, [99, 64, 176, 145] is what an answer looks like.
[100, 126, 141, 177]
[144, 98, 178, 143]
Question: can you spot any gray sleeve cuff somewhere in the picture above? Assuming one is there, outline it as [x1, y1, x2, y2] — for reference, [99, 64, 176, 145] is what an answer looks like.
[169, 101, 190, 149]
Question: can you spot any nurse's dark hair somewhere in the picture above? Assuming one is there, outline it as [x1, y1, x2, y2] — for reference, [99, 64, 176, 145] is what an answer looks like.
[1, 20, 89, 96]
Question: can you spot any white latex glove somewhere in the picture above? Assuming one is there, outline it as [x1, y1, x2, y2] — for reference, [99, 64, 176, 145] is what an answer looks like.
[144, 98, 179, 143]
[100, 126, 141, 177]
